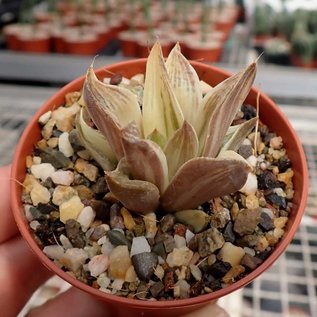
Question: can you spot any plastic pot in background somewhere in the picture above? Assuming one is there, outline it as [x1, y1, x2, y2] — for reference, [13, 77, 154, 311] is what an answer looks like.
[11, 59, 308, 317]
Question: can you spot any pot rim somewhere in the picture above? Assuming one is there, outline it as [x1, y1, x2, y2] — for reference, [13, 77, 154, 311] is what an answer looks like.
[10, 58, 309, 309]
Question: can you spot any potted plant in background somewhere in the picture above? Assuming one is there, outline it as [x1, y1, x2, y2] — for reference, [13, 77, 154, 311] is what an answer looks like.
[10, 42, 308, 316]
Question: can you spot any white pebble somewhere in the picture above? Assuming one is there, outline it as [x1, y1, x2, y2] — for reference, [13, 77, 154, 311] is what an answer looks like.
[174, 234, 186, 248]
[58, 132, 74, 157]
[218, 242, 245, 266]
[59, 234, 73, 249]
[247, 155, 257, 167]
[185, 229, 195, 244]
[59, 248, 88, 272]
[244, 247, 256, 257]
[43, 245, 65, 260]
[262, 208, 274, 218]
[273, 188, 286, 197]
[130, 236, 151, 257]
[84, 245, 100, 259]
[189, 264, 202, 281]
[166, 247, 193, 267]
[97, 273, 111, 289]
[242, 138, 252, 146]
[97, 236, 108, 245]
[143, 213, 158, 239]
[30, 220, 41, 230]
[24, 205, 33, 222]
[31, 163, 55, 181]
[154, 265, 165, 280]
[33, 156, 42, 165]
[174, 280, 190, 299]
[38, 110, 52, 125]
[51, 170, 74, 186]
[30, 183, 51, 206]
[239, 172, 258, 195]
[59, 195, 84, 224]
[77, 206, 96, 232]
[101, 238, 114, 256]
[88, 254, 109, 277]
[158, 256, 165, 265]
[111, 279, 124, 291]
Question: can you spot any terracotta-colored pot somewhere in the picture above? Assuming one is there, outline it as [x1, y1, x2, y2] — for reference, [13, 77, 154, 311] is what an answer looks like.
[3, 23, 30, 51]
[118, 31, 139, 57]
[185, 39, 223, 62]
[17, 31, 51, 53]
[290, 54, 316, 69]
[11, 59, 308, 317]
[63, 31, 99, 56]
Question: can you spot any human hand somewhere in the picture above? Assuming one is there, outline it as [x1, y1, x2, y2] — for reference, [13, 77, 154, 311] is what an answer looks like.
[0, 165, 228, 317]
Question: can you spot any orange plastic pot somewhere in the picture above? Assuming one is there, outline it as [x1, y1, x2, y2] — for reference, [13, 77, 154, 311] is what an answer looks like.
[11, 59, 308, 317]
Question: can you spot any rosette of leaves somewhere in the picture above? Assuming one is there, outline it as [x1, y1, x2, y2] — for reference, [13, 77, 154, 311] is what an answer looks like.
[77, 42, 257, 215]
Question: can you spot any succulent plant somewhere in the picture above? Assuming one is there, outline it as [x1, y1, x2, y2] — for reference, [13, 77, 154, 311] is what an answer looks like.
[78, 42, 257, 214]
[254, 4, 275, 37]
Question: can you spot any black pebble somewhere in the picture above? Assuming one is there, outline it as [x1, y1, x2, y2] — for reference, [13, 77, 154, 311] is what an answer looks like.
[208, 261, 232, 279]
[257, 171, 280, 190]
[259, 212, 275, 231]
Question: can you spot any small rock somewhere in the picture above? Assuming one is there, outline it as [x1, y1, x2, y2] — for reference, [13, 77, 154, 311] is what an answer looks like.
[173, 223, 187, 237]
[58, 132, 74, 157]
[239, 173, 258, 195]
[38, 110, 52, 125]
[238, 144, 253, 159]
[160, 234, 175, 253]
[30, 163, 55, 181]
[190, 264, 202, 281]
[107, 229, 130, 247]
[174, 234, 186, 248]
[245, 194, 259, 209]
[255, 236, 269, 252]
[218, 242, 245, 266]
[59, 195, 84, 224]
[135, 282, 150, 300]
[59, 234, 73, 249]
[69, 129, 85, 152]
[166, 247, 193, 267]
[240, 253, 263, 270]
[185, 229, 195, 244]
[30, 183, 51, 206]
[259, 212, 274, 231]
[75, 158, 98, 182]
[174, 280, 190, 299]
[41, 118, 56, 140]
[223, 222, 236, 243]
[59, 248, 88, 272]
[91, 177, 108, 194]
[208, 261, 232, 278]
[101, 238, 114, 256]
[77, 150, 91, 160]
[257, 170, 280, 190]
[120, 207, 136, 231]
[266, 193, 286, 209]
[74, 185, 94, 201]
[73, 173, 90, 187]
[90, 199, 110, 222]
[160, 214, 176, 233]
[197, 228, 225, 257]
[110, 73, 123, 85]
[110, 204, 125, 229]
[210, 208, 230, 229]
[152, 241, 166, 258]
[30, 220, 41, 231]
[130, 236, 151, 257]
[29, 206, 48, 221]
[277, 157, 292, 173]
[40, 148, 72, 169]
[144, 213, 158, 239]
[51, 170, 74, 186]
[97, 274, 111, 289]
[125, 265, 137, 282]
[77, 206, 96, 232]
[150, 281, 164, 298]
[270, 136, 283, 150]
[274, 217, 288, 229]
[234, 208, 262, 236]
[108, 245, 132, 279]
[90, 225, 107, 241]
[65, 219, 86, 248]
[222, 265, 245, 284]
[88, 254, 109, 277]
[132, 252, 158, 281]
[43, 244, 64, 260]
[154, 264, 165, 280]
[52, 185, 78, 206]
[52, 107, 74, 132]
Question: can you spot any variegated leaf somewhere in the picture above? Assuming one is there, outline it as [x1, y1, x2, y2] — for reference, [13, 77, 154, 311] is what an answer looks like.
[76, 108, 116, 171]
[160, 157, 250, 212]
[198, 62, 257, 157]
[220, 117, 257, 153]
[105, 159, 160, 214]
[166, 43, 203, 133]
[147, 129, 167, 149]
[121, 126, 169, 193]
[142, 41, 184, 140]
[164, 121, 198, 180]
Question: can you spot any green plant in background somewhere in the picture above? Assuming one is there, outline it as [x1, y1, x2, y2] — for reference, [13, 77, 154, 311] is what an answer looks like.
[78, 42, 257, 215]
[19, 0, 36, 24]
[291, 20, 315, 64]
[141, 0, 154, 38]
[276, 5, 295, 41]
[254, 3, 274, 37]
[201, 0, 212, 43]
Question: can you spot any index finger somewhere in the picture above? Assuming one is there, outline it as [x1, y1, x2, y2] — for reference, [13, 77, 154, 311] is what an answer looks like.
[0, 165, 19, 243]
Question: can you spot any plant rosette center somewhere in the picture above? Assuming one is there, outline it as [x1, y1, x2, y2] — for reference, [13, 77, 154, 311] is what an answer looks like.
[22, 42, 294, 301]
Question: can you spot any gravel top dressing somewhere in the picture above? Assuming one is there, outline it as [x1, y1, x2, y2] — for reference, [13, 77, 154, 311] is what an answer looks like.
[21, 43, 294, 301]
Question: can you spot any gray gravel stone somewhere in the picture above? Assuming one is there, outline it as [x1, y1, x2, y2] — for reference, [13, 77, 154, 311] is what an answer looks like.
[132, 252, 158, 281]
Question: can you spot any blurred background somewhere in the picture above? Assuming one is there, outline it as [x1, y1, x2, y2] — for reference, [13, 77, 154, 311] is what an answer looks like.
[0, 1, 316, 316]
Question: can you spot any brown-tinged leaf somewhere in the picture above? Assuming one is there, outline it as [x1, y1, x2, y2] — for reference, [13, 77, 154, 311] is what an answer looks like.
[166, 43, 202, 133]
[174, 209, 210, 233]
[76, 108, 116, 171]
[121, 126, 169, 193]
[220, 118, 257, 153]
[84, 66, 142, 159]
[105, 159, 160, 214]
[198, 62, 257, 157]
[142, 42, 184, 140]
[164, 121, 198, 180]
[160, 157, 250, 212]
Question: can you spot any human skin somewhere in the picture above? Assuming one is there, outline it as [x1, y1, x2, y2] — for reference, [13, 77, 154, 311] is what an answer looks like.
[0, 165, 228, 317]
